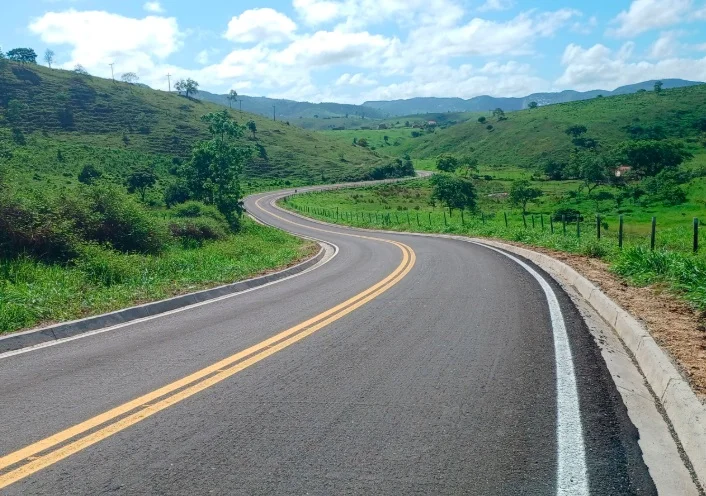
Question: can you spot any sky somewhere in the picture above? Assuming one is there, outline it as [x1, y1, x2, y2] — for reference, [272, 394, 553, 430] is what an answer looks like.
[2, 0, 706, 103]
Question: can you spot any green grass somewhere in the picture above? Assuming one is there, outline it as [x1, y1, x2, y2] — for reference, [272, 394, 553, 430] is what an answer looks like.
[0, 62, 389, 191]
[0, 217, 314, 333]
[281, 180, 706, 310]
[405, 85, 706, 168]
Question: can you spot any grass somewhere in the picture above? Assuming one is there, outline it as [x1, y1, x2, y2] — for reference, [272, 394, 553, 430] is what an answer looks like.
[0, 217, 315, 334]
[281, 180, 706, 310]
[0, 61, 389, 191]
[405, 85, 706, 168]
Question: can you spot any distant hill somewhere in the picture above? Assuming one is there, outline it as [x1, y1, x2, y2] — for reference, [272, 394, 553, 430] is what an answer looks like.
[197, 91, 385, 121]
[362, 79, 703, 116]
[405, 83, 706, 169]
[0, 63, 388, 191]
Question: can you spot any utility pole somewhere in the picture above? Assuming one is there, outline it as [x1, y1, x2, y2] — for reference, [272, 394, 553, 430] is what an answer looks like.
[108, 63, 115, 82]
[239, 99, 242, 111]
[166, 73, 172, 92]
[272, 104, 276, 121]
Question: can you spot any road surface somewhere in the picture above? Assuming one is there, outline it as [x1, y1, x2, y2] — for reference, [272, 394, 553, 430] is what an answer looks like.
[0, 187, 657, 495]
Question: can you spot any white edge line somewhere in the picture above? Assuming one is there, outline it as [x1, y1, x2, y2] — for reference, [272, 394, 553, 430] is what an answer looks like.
[473, 242, 589, 496]
[0, 241, 339, 361]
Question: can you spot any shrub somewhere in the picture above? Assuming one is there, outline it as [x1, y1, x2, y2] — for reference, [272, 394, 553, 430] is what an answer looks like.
[169, 217, 228, 246]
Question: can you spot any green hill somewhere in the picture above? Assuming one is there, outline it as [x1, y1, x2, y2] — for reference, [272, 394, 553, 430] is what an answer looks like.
[407, 84, 706, 168]
[0, 62, 388, 192]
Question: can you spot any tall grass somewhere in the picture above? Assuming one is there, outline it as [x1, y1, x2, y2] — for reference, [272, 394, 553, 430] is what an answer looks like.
[0, 219, 314, 333]
[283, 194, 706, 311]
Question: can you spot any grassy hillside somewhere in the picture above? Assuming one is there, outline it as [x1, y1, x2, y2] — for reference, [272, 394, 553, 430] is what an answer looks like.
[0, 62, 388, 192]
[406, 84, 706, 168]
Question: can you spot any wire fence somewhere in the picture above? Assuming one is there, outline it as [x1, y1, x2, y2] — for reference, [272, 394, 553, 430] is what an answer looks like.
[284, 199, 703, 255]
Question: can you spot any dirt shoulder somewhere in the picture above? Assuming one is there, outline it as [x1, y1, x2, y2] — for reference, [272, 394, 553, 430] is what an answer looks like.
[498, 239, 706, 401]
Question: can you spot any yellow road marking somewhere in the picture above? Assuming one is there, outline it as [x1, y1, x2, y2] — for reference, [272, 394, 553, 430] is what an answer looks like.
[0, 197, 416, 489]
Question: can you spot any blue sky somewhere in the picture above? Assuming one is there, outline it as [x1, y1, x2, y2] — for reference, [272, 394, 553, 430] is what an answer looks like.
[2, 0, 706, 103]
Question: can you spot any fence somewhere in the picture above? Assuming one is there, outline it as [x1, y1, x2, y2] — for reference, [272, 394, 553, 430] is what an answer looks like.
[283, 198, 703, 255]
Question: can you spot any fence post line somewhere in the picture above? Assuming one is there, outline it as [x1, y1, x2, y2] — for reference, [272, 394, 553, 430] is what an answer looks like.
[336, 207, 339, 219]
[481, 212, 485, 224]
[596, 214, 601, 240]
[651, 216, 657, 251]
[443, 211, 447, 226]
[562, 215, 567, 236]
[523, 213, 527, 229]
[532, 215, 535, 229]
[395, 213, 399, 224]
[417, 212, 420, 226]
[694, 218, 699, 254]
[550, 215, 554, 234]
[619, 215, 624, 249]
[504, 212, 508, 228]
[461, 210, 465, 226]
[407, 212, 410, 225]
[577, 216, 580, 239]
[429, 212, 432, 225]
[540, 214, 544, 231]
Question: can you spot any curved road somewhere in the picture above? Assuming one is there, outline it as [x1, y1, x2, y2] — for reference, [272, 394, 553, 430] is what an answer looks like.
[0, 186, 656, 495]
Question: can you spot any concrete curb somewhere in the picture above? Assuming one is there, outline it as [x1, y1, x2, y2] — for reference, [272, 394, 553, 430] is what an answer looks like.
[473, 238, 706, 490]
[271, 197, 706, 488]
[0, 245, 327, 354]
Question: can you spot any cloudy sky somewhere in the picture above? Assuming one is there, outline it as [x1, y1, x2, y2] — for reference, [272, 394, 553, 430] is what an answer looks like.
[3, 0, 706, 103]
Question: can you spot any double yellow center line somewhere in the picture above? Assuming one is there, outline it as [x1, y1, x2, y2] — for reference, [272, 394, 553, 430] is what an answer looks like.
[0, 196, 416, 489]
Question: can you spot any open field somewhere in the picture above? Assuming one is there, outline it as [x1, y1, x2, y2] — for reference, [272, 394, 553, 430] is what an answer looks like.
[282, 179, 706, 310]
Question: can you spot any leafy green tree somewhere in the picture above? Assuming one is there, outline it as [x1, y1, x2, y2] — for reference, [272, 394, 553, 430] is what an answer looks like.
[575, 153, 612, 196]
[615, 139, 692, 177]
[436, 154, 459, 172]
[0, 48, 7, 69]
[477, 116, 486, 124]
[528, 101, 538, 109]
[6, 100, 25, 125]
[227, 89, 238, 109]
[541, 159, 568, 180]
[7, 48, 37, 64]
[175, 78, 199, 98]
[430, 174, 477, 213]
[73, 64, 89, 75]
[183, 110, 251, 227]
[78, 164, 102, 185]
[509, 179, 543, 215]
[164, 180, 191, 207]
[565, 125, 587, 138]
[383, 135, 389, 144]
[357, 138, 369, 148]
[458, 155, 479, 177]
[492, 108, 506, 120]
[120, 72, 139, 84]
[247, 120, 257, 139]
[126, 166, 157, 201]
[44, 49, 55, 68]
[654, 81, 663, 93]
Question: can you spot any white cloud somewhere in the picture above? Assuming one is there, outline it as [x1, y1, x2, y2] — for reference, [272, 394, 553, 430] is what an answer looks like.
[335, 72, 378, 86]
[224, 8, 297, 44]
[29, 10, 182, 87]
[609, 0, 691, 38]
[571, 16, 597, 35]
[648, 31, 680, 58]
[477, 0, 514, 12]
[143, 1, 164, 13]
[557, 41, 706, 90]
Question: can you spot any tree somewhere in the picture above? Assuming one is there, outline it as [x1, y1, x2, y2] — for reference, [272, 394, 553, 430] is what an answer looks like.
[44, 49, 55, 68]
[6, 100, 25, 125]
[565, 125, 587, 138]
[357, 138, 369, 148]
[436, 154, 459, 172]
[175, 78, 199, 98]
[430, 174, 477, 213]
[247, 120, 257, 139]
[528, 101, 538, 109]
[227, 89, 238, 109]
[654, 81, 663, 93]
[120, 72, 139, 84]
[73, 64, 89, 75]
[492, 108, 506, 120]
[126, 166, 157, 201]
[7, 48, 37, 64]
[540, 159, 568, 180]
[509, 179, 543, 215]
[182, 110, 251, 226]
[478, 116, 486, 124]
[576, 153, 612, 196]
[0, 48, 6, 69]
[383, 135, 389, 144]
[78, 164, 102, 185]
[615, 139, 692, 177]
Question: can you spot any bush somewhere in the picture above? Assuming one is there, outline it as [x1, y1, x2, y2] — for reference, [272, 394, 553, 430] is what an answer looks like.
[552, 207, 583, 222]
[172, 201, 227, 223]
[169, 217, 228, 246]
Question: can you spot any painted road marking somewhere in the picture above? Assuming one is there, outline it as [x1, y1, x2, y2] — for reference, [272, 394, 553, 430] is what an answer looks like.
[0, 205, 416, 489]
[475, 243, 589, 496]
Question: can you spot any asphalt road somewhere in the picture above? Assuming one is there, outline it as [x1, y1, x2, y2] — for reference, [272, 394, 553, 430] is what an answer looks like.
[0, 187, 657, 495]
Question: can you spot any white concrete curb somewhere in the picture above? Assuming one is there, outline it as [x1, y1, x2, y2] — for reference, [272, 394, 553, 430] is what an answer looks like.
[474, 238, 706, 490]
